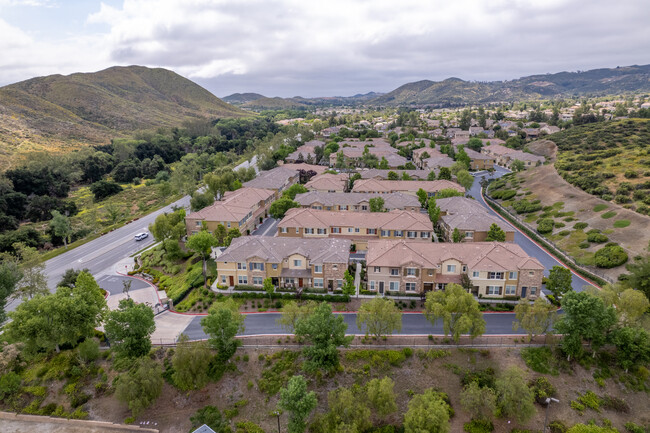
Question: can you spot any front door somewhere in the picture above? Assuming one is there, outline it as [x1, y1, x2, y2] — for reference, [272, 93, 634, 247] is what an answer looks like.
[521, 286, 527, 298]
[298, 278, 303, 288]
[379, 281, 384, 295]
[229, 276, 234, 286]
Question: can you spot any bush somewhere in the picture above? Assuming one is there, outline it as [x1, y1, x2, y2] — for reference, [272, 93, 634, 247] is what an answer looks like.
[528, 377, 556, 404]
[624, 170, 638, 179]
[537, 219, 554, 234]
[77, 339, 100, 363]
[549, 420, 568, 433]
[601, 211, 617, 219]
[600, 395, 630, 413]
[464, 419, 494, 433]
[624, 422, 645, 433]
[594, 244, 628, 268]
[587, 232, 609, 243]
[579, 241, 591, 249]
[236, 421, 265, 433]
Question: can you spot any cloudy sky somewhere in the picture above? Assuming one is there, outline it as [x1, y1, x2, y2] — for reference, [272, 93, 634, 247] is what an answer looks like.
[1, 0, 649, 97]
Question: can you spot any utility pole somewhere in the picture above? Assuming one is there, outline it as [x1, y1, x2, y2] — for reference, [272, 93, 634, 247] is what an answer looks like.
[543, 397, 560, 433]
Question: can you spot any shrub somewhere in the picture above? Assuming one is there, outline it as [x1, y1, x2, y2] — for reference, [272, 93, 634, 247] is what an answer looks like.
[594, 244, 628, 268]
[549, 420, 568, 433]
[624, 170, 638, 179]
[578, 241, 590, 249]
[528, 377, 556, 404]
[464, 419, 494, 433]
[587, 232, 609, 243]
[558, 230, 570, 236]
[537, 219, 554, 234]
[600, 395, 630, 413]
[624, 422, 645, 433]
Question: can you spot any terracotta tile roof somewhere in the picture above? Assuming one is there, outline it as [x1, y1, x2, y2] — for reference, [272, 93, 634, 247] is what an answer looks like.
[436, 197, 513, 233]
[187, 187, 275, 222]
[359, 169, 434, 180]
[243, 166, 299, 190]
[295, 191, 420, 209]
[217, 236, 351, 264]
[278, 208, 432, 231]
[351, 179, 464, 194]
[305, 173, 349, 191]
[482, 144, 545, 163]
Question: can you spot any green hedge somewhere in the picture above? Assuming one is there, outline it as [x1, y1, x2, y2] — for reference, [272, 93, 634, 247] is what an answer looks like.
[230, 292, 350, 303]
[594, 244, 628, 268]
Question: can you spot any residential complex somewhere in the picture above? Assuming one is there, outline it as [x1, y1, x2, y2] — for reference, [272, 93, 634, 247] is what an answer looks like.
[436, 197, 515, 242]
[351, 179, 465, 196]
[366, 240, 543, 299]
[216, 237, 351, 290]
[482, 144, 545, 169]
[242, 166, 299, 192]
[304, 173, 349, 193]
[358, 169, 435, 180]
[294, 191, 420, 212]
[277, 208, 433, 250]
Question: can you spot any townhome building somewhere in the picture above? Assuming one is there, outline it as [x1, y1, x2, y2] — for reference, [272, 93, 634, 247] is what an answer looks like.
[294, 191, 420, 212]
[185, 187, 276, 236]
[216, 237, 350, 290]
[243, 166, 299, 192]
[365, 240, 544, 299]
[359, 169, 435, 180]
[330, 148, 407, 168]
[436, 197, 515, 242]
[464, 148, 495, 170]
[279, 163, 328, 175]
[481, 144, 545, 169]
[277, 208, 432, 250]
[304, 173, 349, 193]
[285, 140, 325, 163]
[351, 179, 464, 197]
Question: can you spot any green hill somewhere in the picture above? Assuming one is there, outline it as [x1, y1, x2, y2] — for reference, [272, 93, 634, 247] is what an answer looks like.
[223, 92, 266, 104]
[372, 64, 650, 106]
[0, 65, 246, 168]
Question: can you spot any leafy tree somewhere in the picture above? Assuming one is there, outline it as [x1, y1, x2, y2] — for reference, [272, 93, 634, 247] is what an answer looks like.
[294, 302, 351, 371]
[0, 371, 21, 400]
[277, 300, 317, 333]
[77, 339, 100, 364]
[428, 198, 441, 225]
[57, 268, 90, 288]
[148, 210, 186, 252]
[369, 197, 385, 212]
[366, 377, 397, 417]
[416, 188, 428, 208]
[387, 171, 398, 180]
[205, 169, 239, 199]
[456, 170, 474, 191]
[105, 298, 155, 358]
[0, 259, 22, 325]
[427, 171, 437, 181]
[401, 171, 412, 180]
[467, 137, 483, 152]
[172, 334, 213, 391]
[511, 160, 525, 172]
[190, 191, 215, 212]
[494, 366, 536, 424]
[424, 283, 485, 342]
[214, 224, 228, 247]
[612, 326, 650, 373]
[455, 147, 471, 169]
[186, 231, 218, 287]
[379, 157, 389, 170]
[452, 228, 463, 243]
[326, 386, 372, 432]
[283, 184, 309, 200]
[485, 223, 506, 242]
[278, 375, 317, 433]
[89, 180, 123, 200]
[626, 256, 650, 300]
[555, 291, 617, 360]
[263, 277, 274, 300]
[356, 297, 402, 338]
[587, 283, 650, 325]
[513, 297, 557, 339]
[115, 357, 163, 417]
[436, 188, 464, 199]
[404, 388, 451, 433]
[225, 227, 242, 247]
[546, 266, 573, 301]
[438, 167, 452, 180]
[460, 381, 496, 421]
[12, 243, 48, 300]
[7, 271, 106, 353]
[341, 269, 355, 296]
[190, 406, 232, 433]
[201, 299, 245, 361]
[269, 198, 300, 219]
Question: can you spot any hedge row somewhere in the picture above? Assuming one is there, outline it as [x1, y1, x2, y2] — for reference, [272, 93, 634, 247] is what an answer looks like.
[230, 292, 350, 303]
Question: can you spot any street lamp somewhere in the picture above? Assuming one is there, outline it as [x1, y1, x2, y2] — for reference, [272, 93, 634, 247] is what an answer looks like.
[272, 410, 281, 433]
[543, 397, 560, 433]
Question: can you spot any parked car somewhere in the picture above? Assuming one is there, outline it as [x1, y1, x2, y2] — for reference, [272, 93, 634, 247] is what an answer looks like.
[134, 232, 149, 241]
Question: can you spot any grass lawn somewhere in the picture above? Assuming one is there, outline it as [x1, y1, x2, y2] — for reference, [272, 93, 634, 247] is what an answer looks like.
[593, 204, 609, 212]
[613, 219, 631, 228]
[601, 211, 617, 219]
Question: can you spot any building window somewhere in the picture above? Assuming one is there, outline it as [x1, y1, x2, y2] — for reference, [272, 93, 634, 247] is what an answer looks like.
[361, 205, 368, 211]
[336, 279, 343, 288]
[367, 228, 377, 235]
[333, 265, 338, 270]
[293, 259, 302, 267]
[340, 205, 347, 210]
[252, 277, 263, 286]
[221, 275, 227, 284]
[462, 265, 467, 272]
[465, 231, 473, 238]
[374, 266, 381, 273]
[446, 264, 456, 273]
[238, 276, 248, 285]
[505, 285, 517, 295]
[355, 228, 360, 233]
[529, 271, 535, 276]
[530, 287, 537, 295]
[314, 278, 323, 288]
[407, 231, 417, 238]
[296, 228, 299, 234]
[488, 272, 504, 280]
[381, 230, 389, 237]
[390, 268, 399, 276]
[508, 271, 517, 279]
[420, 231, 430, 238]
[428, 269, 434, 276]
[227, 222, 231, 228]
[281, 227, 288, 233]
[285, 278, 295, 285]
[304, 228, 313, 234]
[472, 271, 479, 278]
[348, 228, 353, 233]
[196, 221, 201, 227]
[394, 230, 403, 237]
[487, 285, 501, 295]
[406, 268, 416, 276]
[237, 262, 247, 270]
[389, 281, 399, 291]
[331, 227, 340, 233]
[405, 282, 416, 291]
[272, 264, 278, 270]
[317, 228, 327, 234]
[370, 281, 376, 291]
[250, 262, 264, 271]
[314, 265, 323, 273]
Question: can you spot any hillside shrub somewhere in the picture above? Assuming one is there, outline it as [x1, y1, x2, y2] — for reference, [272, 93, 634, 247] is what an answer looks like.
[464, 419, 494, 433]
[491, 189, 516, 200]
[594, 245, 628, 268]
[574, 222, 588, 230]
[537, 219, 554, 234]
[513, 199, 542, 214]
[528, 377, 556, 404]
[587, 232, 608, 243]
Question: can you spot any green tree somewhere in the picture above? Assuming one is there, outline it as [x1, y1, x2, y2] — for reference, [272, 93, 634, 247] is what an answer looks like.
[428, 198, 441, 225]
[49, 210, 72, 249]
[485, 223, 506, 241]
[115, 357, 163, 417]
[424, 283, 485, 342]
[366, 377, 397, 417]
[555, 291, 617, 360]
[335, 151, 346, 169]
[546, 266, 573, 301]
[148, 210, 185, 252]
[438, 167, 452, 180]
[513, 297, 557, 340]
[269, 198, 300, 219]
[456, 170, 474, 191]
[625, 256, 650, 300]
[186, 231, 218, 287]
[511, 159, 525, 172]
[379, 157, 389, 170]
[294, 302, 351, 371]
[201, 299, 245, 361]
[341, 270, 355, 296]
[369, 197, 385, 212]
[57, 268, 90, 288]
[612, 326, 650, 372]
[460, 381, 496, 421]
[495, 366, 536, 423]
[189, 406, 231, 433]
[326, 386, 371, 432]
[356, 297, 402, 338]
[0, 259, 22, 325]
[7, 271, 106, 353]
[283, 184, 309, 200]
[467, 137, 483, 152]
[404, 388, 451, 433]
[452, 228, 463, 243]
[416, 188, 428, 208]
[190, 191, 215, 212]
[436, 188, 464, 199]
[172, 334, 213, 390]
[278, 375, 317, 433]
[427, 171, 437, 181]
[225, 227, 242, 247]
[387, 171, 398, 180]
[455, 147, 471, 169]
[277, 300, 317, 333]
[263, 277, 274, 300]
[587, 283, 650, 325]
[105, 297, 155, 358]
[214, 224, 228, 247]
[12, 243, 48, 300]
[401, 172, 412, 180]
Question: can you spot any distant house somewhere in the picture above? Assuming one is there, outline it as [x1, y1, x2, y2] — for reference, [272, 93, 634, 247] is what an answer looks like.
[295, 191, 420, 212]
[358, 169, 434, 181]
[304, 173, 349, 193]
[436, 197, 514, 242]
[464, 148, 495, 170]
[482, 144, 545, 169]
[285, 140, 324, 163]
[279, 163, 328, 175]
[321, 126, 341, 137]
[243, 166, 299, 193]
[469, 126, 485, 136]
[351, 179, 464, 197]
[540, 125, 560, 135]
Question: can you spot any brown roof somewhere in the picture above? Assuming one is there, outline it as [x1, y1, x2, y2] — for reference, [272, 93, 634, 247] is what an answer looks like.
[366, 240, 544, 271]
[186, 187, 275, 223]
[243, 166, 299, 190]
[352, 179, 464, 194]
[217, 236, 351, 265]
[295, 191, 420, 209]
[278, 208, 432, 231]
[482, 144, 545, 163]
[305, 173, 348, 191]
[359, 169, 434, 180]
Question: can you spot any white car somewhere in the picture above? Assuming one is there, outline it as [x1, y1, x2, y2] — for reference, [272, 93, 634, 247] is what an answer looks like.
[134, 232, 149, 241]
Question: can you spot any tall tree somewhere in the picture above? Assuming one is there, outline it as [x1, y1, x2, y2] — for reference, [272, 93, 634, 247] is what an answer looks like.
[494, 366, 536, 424]
[546, 266, 573, 301]
[485, 223, 506, 242]
[341, 270, 355, 297]
[11, 243, 48, 300]
[326, 386, 372, 432]
[612, 326, 650, 373]
[186, 231, 218, 287]
[49, 210, 72, 249]
[438, 167, 452, 180]
[277, 300, 318, 333]
[0, 259, 22, 325]
[115, 357, 163, 417]
[625, 256, 650, 301]
[201, 299, 245, 361]
[512, 297, 557, 340]
[148, 210, 185, 252]
[427, 198, 441, 225]
[278, 375, 317, 433]
[269, 198, 300, 219]
[416, 188, 428, 208]
[424, 283, 485, 342]
[369, 197, 385, 212]
[294, 302, 351, 371]
[587, 283, 649, 325]
[460, 381, 496, 421]
[225, 227, 242, 246]
[366, 377, 397, 418]
[356, 297, 402, 339]
[404, 389, 451, 433]
[214, 224, 228, 247]
[172, 334, 213, 390]
[456, 170, 474, 190]
[452, 228, 463, 243]
[283, 184, 309, 200]
[105, 297, 155, 358]
[263, 277, 275, 301]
